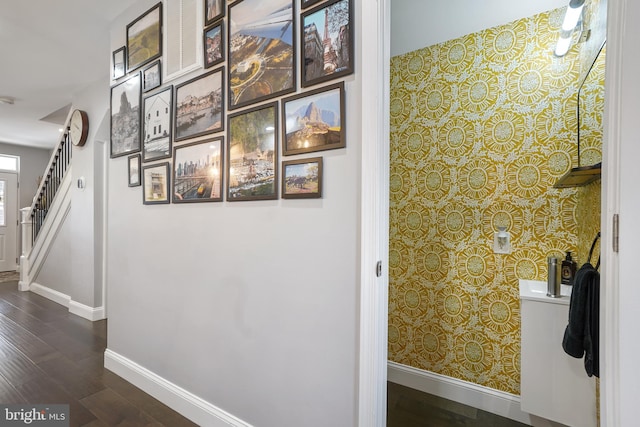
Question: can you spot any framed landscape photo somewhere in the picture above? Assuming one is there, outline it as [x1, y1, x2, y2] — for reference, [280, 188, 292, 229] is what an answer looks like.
[301, 0, 353, 87]
[227, 102, 278, 201]
[205, 0, 224, 27]
[174, 67, 224, 141]
[142, 60, 161, 92]
[113, 46, 126, 79]
[282, 157, 322, 199]
[142, 86, 172, 162]
[228, 0, 295, 110]
[127, 2, 162, 73]
[282, 81, 345, 155]
[110, 72, 141, 158]
[142, 162, 170, 205]
[204, 21, 224, 69]
[128, 154, 141, 187]
[173, 137, 224, 203]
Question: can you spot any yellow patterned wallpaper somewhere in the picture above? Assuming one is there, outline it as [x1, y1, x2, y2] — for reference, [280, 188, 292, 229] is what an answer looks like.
[389, 7, 603, 395]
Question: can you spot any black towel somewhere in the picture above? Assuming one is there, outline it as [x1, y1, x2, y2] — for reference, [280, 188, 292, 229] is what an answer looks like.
[562, 262, 600, 377]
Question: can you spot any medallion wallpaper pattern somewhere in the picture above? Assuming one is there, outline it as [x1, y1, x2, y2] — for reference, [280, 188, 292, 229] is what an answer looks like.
[389, 6, 603, 395]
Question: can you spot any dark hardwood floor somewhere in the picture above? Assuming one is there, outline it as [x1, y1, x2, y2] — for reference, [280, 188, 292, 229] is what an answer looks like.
[0, 280, 197, 427]
[387, 382, 529, 427]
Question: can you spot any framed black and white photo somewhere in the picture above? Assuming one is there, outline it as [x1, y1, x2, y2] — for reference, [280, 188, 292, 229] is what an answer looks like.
[127, 2, 162, 72]
[113, 46, 126, 79]
[142, 162, 170, 204]
[205, 0, 225, 27]
[174, 68, 224, 141]
[282, 81, 345, 155]
[227, 102, 278, 201]
[173, 137, 224, 203]
[301, 0, 323, 9]
[301, 0, 353, 87]
[282, 157, 322, 199]
[142, 86, 172, 162]
[143, 60, 161, 92]
[128, 154, 141, 187]
[110, 72, 141, 158]
[228, 0, 295, 109]
[204, 21, 224, 69]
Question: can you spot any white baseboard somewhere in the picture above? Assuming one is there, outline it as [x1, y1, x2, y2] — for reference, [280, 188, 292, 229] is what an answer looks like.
[104, 349, 253, 427]
[29, 282, 70, 308]
[69, 300, 105, 321]
[28, 282, 105, 322]
[388, 361, 535, 425]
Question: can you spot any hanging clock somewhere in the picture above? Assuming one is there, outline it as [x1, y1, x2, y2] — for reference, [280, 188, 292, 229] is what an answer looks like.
[70, 109, 89, 147]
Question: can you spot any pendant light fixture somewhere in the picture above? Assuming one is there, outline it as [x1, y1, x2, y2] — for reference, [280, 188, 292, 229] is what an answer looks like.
[555, 0, 586, 57]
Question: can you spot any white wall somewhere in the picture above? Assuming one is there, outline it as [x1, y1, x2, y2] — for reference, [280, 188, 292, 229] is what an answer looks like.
[104, 1, 363, 425]
[391, 0, 569, 56]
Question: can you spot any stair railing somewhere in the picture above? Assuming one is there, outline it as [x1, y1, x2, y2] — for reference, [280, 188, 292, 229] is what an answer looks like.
[28, 122, 73, 245]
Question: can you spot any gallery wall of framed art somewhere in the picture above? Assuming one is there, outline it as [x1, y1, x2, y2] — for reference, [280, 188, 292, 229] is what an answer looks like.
[109, 0, 354, 205]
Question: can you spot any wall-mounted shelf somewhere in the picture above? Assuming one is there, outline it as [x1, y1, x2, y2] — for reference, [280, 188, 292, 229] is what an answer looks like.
[553, 163, 601, 188]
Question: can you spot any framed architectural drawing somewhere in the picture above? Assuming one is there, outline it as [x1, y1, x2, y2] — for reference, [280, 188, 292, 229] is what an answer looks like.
[142, 86, 173, 162]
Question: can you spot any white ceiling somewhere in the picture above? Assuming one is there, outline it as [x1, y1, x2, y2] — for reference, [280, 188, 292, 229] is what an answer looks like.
[0, 1, 133, 150]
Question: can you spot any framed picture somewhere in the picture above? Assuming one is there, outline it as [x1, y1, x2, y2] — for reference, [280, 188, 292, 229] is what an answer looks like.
[301, 0, 322, 8]
[142, 86, 173, 162]
[110, 72, 141, 158]
[173, 137, 224, 203]
[227, 102, 278, 201]
[113, 46, 126, 79]
[142, 60, 161, 92]
[127, 2, 162, 73]
[128, 154, 141, 187]
[228, 0, 295, 110]
[174, 67, 225, 141]
[282, 81, 345, 155]
[204, 21, 225, 69]
[205, 0, 225, 27]
[301, 0, 353, 87]
[282, 157, 322, 199]
[142, 162, 170, 204]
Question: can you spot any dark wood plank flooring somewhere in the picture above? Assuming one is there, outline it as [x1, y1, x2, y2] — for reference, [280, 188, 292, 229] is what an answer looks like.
[387, 381, 530, 427]
[0, 280, 198, 427]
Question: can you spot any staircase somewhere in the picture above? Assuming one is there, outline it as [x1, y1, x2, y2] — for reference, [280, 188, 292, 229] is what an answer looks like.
[19, 111, 73, 291]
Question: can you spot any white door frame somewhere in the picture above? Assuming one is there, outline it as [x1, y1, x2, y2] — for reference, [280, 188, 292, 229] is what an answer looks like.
[359, 0, 390, 425]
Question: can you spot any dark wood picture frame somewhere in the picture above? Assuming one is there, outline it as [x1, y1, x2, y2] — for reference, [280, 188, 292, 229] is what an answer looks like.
[301, 0, 323, 9]
[227, 0, 296, 110]
[301, 0, 353, 87]
[142, 86, 173, 162]
[174, 67, 225, 142]
[128, 154, 141, 187]
[205, 0, 225, 27]
[173, 137, 224, 203]
[142, 162, 170, 205]
[227, 101, 278, 201]
[282, 157, 323, 199]
[110, 72, 141, 158]
[127, 2, 162, 73]
[113, 46, 126, 79]
[282, 81, 345, 156]
[142, 60, 162, 92]
[204, 20, 225, 69]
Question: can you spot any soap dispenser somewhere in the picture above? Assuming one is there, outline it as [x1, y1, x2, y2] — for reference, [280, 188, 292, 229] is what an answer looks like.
[561, 251, 577, 285]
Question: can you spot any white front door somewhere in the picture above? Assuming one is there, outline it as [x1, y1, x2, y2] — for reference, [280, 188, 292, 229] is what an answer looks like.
[0, 172, 18, 271]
